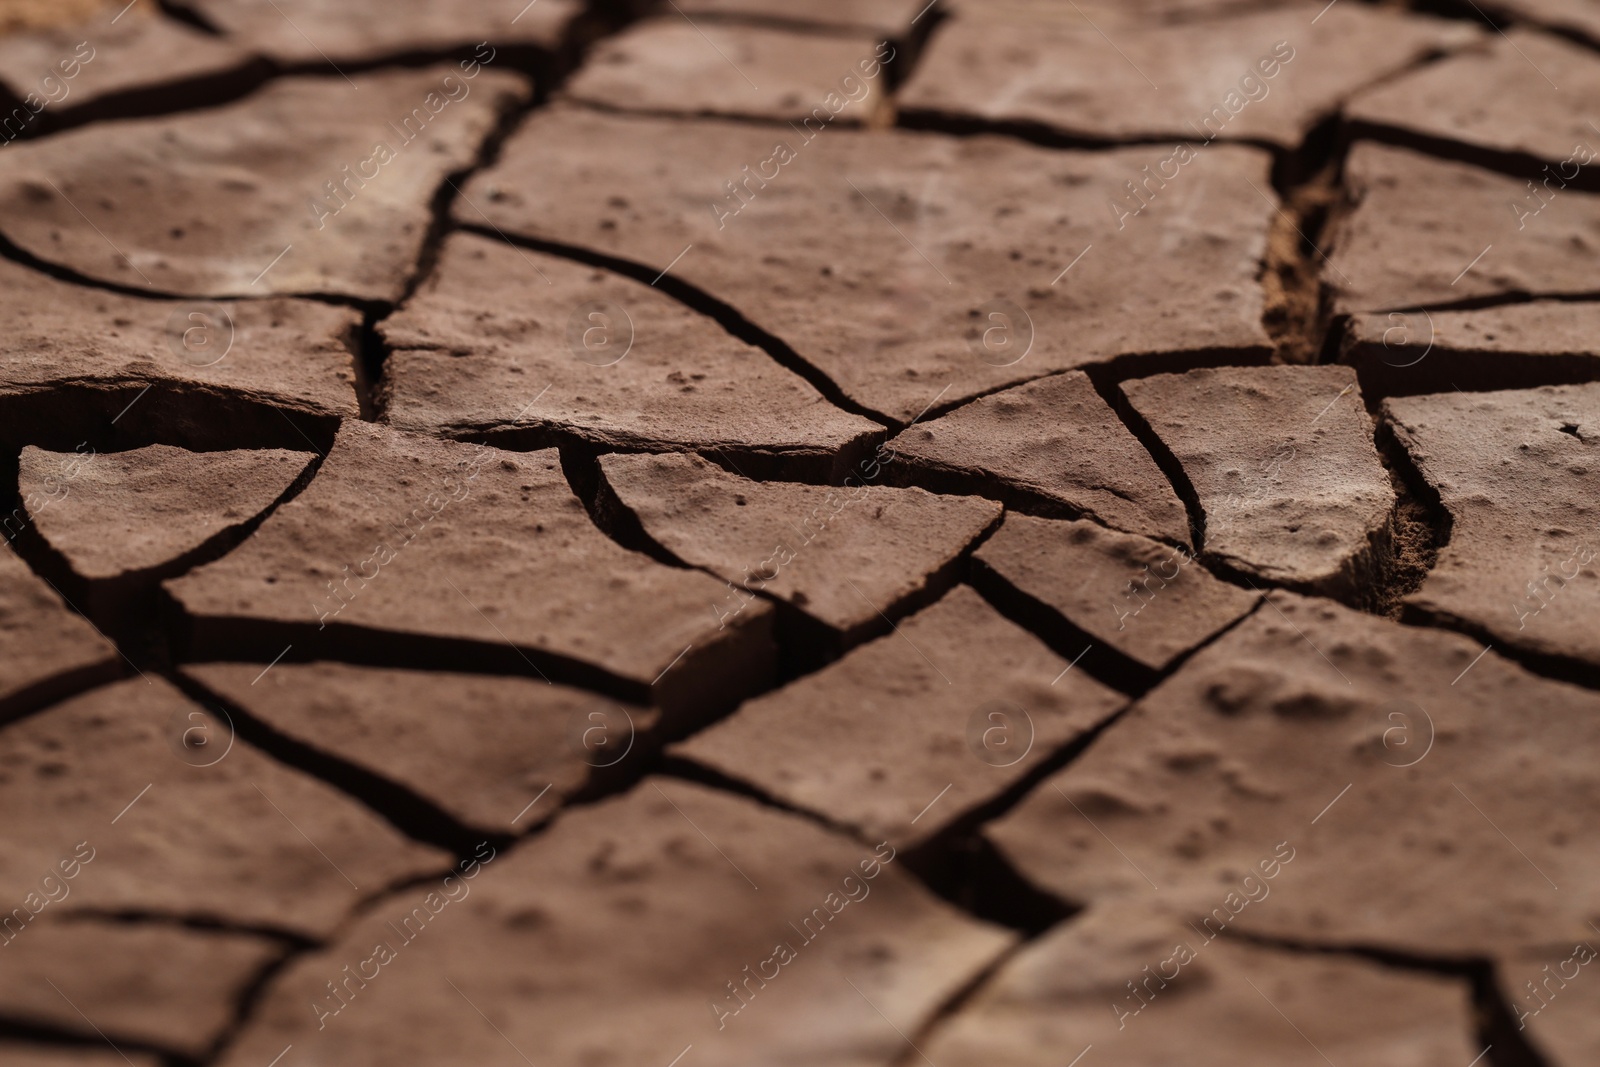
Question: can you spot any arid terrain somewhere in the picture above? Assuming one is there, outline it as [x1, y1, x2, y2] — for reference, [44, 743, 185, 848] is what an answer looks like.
[1, 0, 1598, 1064]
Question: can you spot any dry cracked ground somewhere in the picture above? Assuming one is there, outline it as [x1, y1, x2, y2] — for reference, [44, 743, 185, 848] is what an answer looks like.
[3, 0, 1600, 1064]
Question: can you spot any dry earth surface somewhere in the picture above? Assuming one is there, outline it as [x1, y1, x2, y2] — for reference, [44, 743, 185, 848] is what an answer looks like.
[0, 0, 1597, 1065]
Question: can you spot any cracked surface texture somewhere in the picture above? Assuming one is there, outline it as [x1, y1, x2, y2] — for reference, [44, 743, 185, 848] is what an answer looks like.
[922, 898, 1478, 1067]
[185, 660, 658, 834]
[19, 444, 311, 580]
[673, 0, 926, 34]
[461, 105, 1274, 422]
[214, 779, 1014, 1067]
[380, 231, 881, 476]
[1, 1, 1597, 1064]
[565, 20, 893, 123]
[902, 4, 1476, 148]
[1329, 142, 1600, 312]
[0, 678, 447, 936]
[0, 256, 362, 436]
[0, 7, 253, 115]
[989, 594, 1600, 958]
[164, 422, 776, 723]
[1347, 29, 1600, 168]
[0, 919, 281, 1056]
[1122, 365, 1395, 598]
[1342, 301, 1600, 396]
[185, 0, 581, 63]
[601, 450, 998, 642]
[671, 586, 1126, 848]
[1387, 383, 1600, 678]
[0, 67, 529, 300]
[887, 371, 1193, 542]
[974, 512, 1259, 673]
[0, 544, 119, 718]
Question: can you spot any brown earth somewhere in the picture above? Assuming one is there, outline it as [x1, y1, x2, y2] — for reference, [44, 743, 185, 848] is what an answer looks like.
[1, 2, 1597, 1066]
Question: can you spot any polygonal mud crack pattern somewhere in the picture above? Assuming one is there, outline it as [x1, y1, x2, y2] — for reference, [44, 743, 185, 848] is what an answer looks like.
[901, 2, 1475, 148]
[164, 421, 776, 727]
[0, 679, 446, 937]
[990, 594, 1600, 959]
[671, 586, 1127, 850]
[0, 544, 119, 720]
[215, 780, 1013, 1067]
[1328, 142, 1600, 312]
[599, 451, 999, 651]
[1386, 383, 1600, 681]
[18, 445, 312, 576]
[0, 67, 528, 300]
[0, 918, 284, 1057]
[4, 1, 1600, 1064]
[1342, 301, 1600, 398]
[1121, 364, 1396, 602]
[885, 370, 1191, 542]
[0, 254, 362, 446]
[0, 5, 255, 124]
[184, 661, 658, 836]
[380, 231, 883, 478]
[973, 512, 1260, 676]
[1346, 29, 1600, 174]
[921, 897, 1479, 1067]
[565, 19, 896, 124]
[672, 0, 925, 36]
[182, 0, 582, 66]
[459, 104, 1275, 422]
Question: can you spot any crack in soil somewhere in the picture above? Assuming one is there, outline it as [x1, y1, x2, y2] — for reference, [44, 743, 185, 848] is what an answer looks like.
[0, 3, 1597, 1059]
[452, 223, 898, 427]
